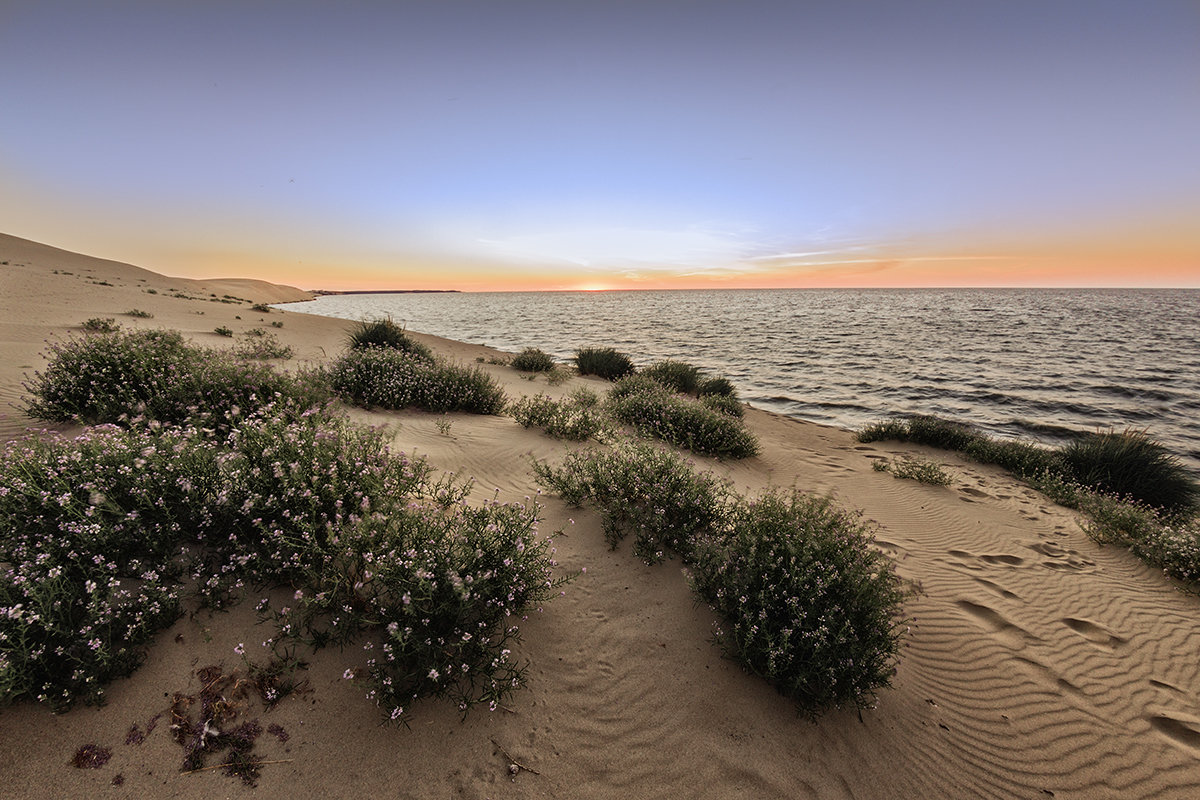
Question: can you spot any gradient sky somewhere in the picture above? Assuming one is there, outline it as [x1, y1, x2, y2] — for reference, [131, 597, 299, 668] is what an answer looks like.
[2, 0, 1198, 291]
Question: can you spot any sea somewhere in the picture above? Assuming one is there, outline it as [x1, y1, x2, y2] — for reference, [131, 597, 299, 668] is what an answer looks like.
[278, 289, 1200, 472]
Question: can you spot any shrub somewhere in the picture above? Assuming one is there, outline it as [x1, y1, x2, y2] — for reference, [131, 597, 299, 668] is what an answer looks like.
[345, 317, 432, 360]
[125, 309, 153, 319]
[876, 455, 952, 486]
[509, 391, 608, 441]
[250, 303, 272, 313]
[24, 329, 192, 425]
[534, 440, 732, 562]
[1060, 429, 1198, 513]
[214, 326, 234, 337]
[698, 376, 738, 398]
[574, 347, 634, 380]
[607, 377, 758, 459]
[233, 331, 294, 360]
[81, 318, 119, 333]
[511, 348, 556, 373]
[207, 407, 438, 590]
[701, 393, 745, 418]
[689, 489, 906, 717]
[0, 425, 217, 708]
[328, 348, 506, 414]
[23, 330, 327, 432]
[642, 360, 702, 395]
[269, 492, 568, 723]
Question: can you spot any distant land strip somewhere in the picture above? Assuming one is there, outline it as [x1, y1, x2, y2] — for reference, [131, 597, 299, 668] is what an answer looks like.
[309, 289, 462, 295]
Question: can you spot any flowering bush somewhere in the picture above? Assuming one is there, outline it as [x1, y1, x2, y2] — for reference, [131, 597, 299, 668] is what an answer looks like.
[269, 490, 567, 723]
[233, 331, 294, 360]
[328, 347, 506, 414]
[0, 425, 217, 708]
[689, 489, 906, 716]
[607, 376, 759, 459]
[23, 329, 326, 431]
[509, 390, 608, 441]
[1, 403, 567, 717]
[535, 440, 732, 563]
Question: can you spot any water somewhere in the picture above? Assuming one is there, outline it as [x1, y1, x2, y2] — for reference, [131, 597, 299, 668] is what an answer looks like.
[280, 289, 1200, 471]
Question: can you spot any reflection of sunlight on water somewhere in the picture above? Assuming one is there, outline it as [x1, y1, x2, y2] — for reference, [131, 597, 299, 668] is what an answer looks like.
[281, 288, 1200, 471]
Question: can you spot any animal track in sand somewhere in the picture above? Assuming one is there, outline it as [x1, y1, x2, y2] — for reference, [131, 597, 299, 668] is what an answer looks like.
[960, 486, 991, 499]
[1061, 618, 1128, 651]
[1148, 714, 1200, 751]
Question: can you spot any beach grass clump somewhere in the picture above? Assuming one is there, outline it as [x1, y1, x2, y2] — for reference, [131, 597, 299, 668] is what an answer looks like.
[534, 440, 733, 563]
[857, 415, 1060, 479]
[0, 424, 219, 708]
[345, 317, 433, 360]
[689, 489, 907, 717]
[1060, 429, 1198, 514]
[125, 308, 153, 319]
[574, 347, 635, 380]
[511, 347, 556, 373]
[641, 360, 703, 395]
[327, 347, 506, 414]
[875, 455, 953, 486]
[509, 390, 608, 441]
[269, 490, 568, 723]
[697, 375, 738, 399]
[607, 376, 759, 459]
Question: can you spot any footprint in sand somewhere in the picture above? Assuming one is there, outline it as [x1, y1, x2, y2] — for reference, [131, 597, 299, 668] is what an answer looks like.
[1061, 618, 1128, 651]
[957, 600, 1040, 646]
[973, 577, 1022, 601]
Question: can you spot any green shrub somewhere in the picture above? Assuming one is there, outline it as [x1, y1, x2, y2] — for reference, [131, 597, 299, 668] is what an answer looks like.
[328, 347, 506, 414]
[689, 489, 906, 717]
[125, 309, 153, 318]
[250, 303, 272, 313]
[574, 347, 634, 380]
[214, 326, 234, 337]
[345, 317, 432, 360]
[856, 419, 910, 443]
[534, 440, 732, 562]
[607, 377, 758, 459]
[642, 360, 702, 395]
[81, 317, 119, 333]
[536, 443, 906, 716]
[698, 376, 738, 398]
[509, 391, 608, 441]
[1060, 429, 1198, 513]
[511, 347, 556, 372]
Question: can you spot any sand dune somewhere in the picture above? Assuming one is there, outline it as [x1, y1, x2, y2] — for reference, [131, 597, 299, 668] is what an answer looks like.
[2, 235, 1199, 798]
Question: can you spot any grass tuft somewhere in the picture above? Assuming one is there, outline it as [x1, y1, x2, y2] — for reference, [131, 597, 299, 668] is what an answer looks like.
[511, 347, 556, 372]
[574, 347, 634, 380]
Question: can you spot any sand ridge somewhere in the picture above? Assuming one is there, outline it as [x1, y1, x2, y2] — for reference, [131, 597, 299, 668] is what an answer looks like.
[2, 234, 1199, 798]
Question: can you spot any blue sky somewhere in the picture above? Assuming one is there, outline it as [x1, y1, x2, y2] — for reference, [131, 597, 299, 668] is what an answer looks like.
[2, 1, 1197, 289]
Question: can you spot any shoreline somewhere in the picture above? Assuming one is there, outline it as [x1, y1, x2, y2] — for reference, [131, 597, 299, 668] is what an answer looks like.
[3, 236, 1200, 798]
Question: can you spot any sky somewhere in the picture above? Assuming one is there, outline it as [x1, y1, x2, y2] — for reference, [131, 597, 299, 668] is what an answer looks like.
[1, 0, 1198, 291]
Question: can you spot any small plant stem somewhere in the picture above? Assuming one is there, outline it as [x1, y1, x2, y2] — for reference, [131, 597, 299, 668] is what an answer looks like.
[181, 758, 294, 775]
[490, 738, 540, 776]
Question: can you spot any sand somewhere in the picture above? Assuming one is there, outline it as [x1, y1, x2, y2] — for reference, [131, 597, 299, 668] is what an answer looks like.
[2, 232, 1199, 799]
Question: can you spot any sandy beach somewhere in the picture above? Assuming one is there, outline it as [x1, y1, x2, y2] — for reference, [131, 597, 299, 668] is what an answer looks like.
[2, 232, 1199, 799]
